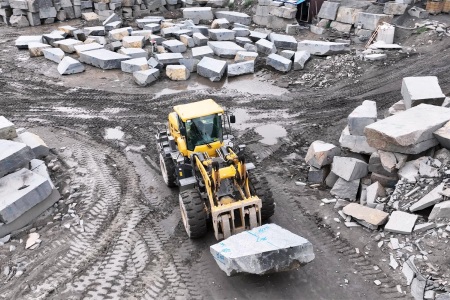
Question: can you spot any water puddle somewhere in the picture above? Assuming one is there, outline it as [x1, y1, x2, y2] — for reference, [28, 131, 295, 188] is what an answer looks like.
[254, 124, 287, 145]
[104, 127, 125, 140]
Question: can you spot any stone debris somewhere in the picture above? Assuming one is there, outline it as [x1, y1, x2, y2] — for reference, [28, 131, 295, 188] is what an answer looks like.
[197, 56, 226, 82]
[57, 57, 85, 75]
[25, 232, 40, 249]
[384, 211, 418, 234]
[428, 201, 450, 220]
[410, 183, 444, 212]
[210, 224, 314, 276]
[366, 182, 386, 208]
[166, 65, 190, 81]
[401, 76, 446, 109]
[133, 69, 159, 86]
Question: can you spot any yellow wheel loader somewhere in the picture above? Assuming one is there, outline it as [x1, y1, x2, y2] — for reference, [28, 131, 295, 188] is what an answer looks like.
[157, 99, 275, 240]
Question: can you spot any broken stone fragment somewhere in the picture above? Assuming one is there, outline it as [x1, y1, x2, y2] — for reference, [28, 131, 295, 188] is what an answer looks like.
[210, 224, 314, 276]
[434, 121, 450, 150]
[384, 211, 418, 234]
[331, 156, 368, 181]
[122, 36, 145, 48]
[133, 69, 160, 87]
[410, 183, 444, 212]
[268, 32, 297, 50]
[208, 41, 245, 59]
[366, 182, 386, 208]
[14, 132, 49, 158]
[307, 166, 329, 184]
[343, 203, 389, 227]
[197, 56, 227, 82]
[413, 222, 436, 233]
[266, 53, 292, 72]
[347, 100, 377, 136]
[401, 76, 445, 109]
[57, 57, 85, 75]
[227, 61, 254, 77]
[166, 65, 190, 81]
[28, 42, 51, 57]
[371, 172, 398, 188]
[297, 40, 349, 56]
[293, 50, 310, 70]
[428, 201, 450, 220]
[234, 51, 258, 63]
[0, 116, 18, 140]
[339, 126, 376, 154]
[305, 140, 340, 169]
[0, 140, 35, 178]
[398, 161, 419, 183]
[193, 32, 208, 46]
[330, 178, 360, 200]
[121, 57, 149, 73]
[25, 232, 40, 249]
[255, 38, 277, 55]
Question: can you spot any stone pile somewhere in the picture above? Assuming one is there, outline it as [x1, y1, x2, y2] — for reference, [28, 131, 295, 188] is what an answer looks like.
[0, 116, 60, 239]
[305, 76, 450, 298]
[253, 0, 298, 30]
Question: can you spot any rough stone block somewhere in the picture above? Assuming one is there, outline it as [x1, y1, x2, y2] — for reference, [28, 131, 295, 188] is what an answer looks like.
[256, 38, 276, 55]
[0, 168, 52, 223]
[286, 24, 300, 35]
[172, 29, 193, 39]
[330, 178, 359, 200]
[197, 56, 227, 82]
[27, 12, 40, 26]
[384, 211, 418, 234]
[118, 47, 147, 59]
[122, 36, 145, 48]
[397, 161, 418, 183]
[54, 39, 84, 53]
[79, 49, 130, 69]
[339, 126, 376, 154]
[297, 40, 348, 56]
[133, 68, 159, 86]
[384, 2, 407, 15]
[331, 156, 368, 181]
[180, 35, 195, 48]
[179, 58, 199, 73]
[371, 172, 398, 188]
[193, 32, 208, 46]
[408, 6, 428, 18]
[208, 41, 245, 58]
[131, 30, 153, 41]
[166, 65, 190, 80]
[39, 6, 57, 18]
[268, 32, 297, 50]
[366, 181, 385, 208]
[266, 53, 291, 72]
[249, 30, 268, 42]
[348, 100, 377, 136]
[214, 11, 251, 25]
[182, 7, 214, 23]
[293, 50, 310, 70]
[121, 57, 149, 73]
[308, 166, 329, 183]
[109, 27, 131, 41]
[191, 25, 209, 36]
[364, 104, 450, 154]
[234, 51, 258, 63]
[269, 6, 296, 19]
[57, 57, 85, 75]
[210, 224, 315, 276]
[343, 203, 389, 227]
[227, 60, 254, 77]
[336, 7, 363, 24]
[330, 21, 352, 33]
[434, 121, 450, 149]
[401, 76, 445, 109]
[42, 32, 65, 47]
[0, 117, 17, 140]
[143, 23, 160, 33]
[211, 18, 229, 29]
[325, 171, 339, 188]
[42, 48, 64, 63]
[310, 25, 325, 35]
[428, 201, 450, 220]
[411, 278, 426, 300]
[74, 42, 103, 55]
[28, 42, 51, 57]
[14, 132, 48, 158]
[83, 26, 105, 36]
[162, 39, 187, 53]
[235, 37, 252, 47]
[15, 35, 43, 49]
[103, 12, 120, 25]
[208, 29, 235, 41]
[317, 1, 339, 20]
[0, 140, 35, 178]
[232, 28, 250, 38]
[356, 13, 393, 31]
[280, 50, 295, 60]
[192, 45, 214, 59]
[155, 53, 184, 65]
[305, 140, 340, 168]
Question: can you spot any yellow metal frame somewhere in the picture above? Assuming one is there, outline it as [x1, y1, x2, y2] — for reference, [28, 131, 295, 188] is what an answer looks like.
[173, 99, 224, 122]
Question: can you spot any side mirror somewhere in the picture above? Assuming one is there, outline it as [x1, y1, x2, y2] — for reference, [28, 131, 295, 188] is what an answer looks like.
[229, 115, 236, 123]
[180, 127, 187, 136]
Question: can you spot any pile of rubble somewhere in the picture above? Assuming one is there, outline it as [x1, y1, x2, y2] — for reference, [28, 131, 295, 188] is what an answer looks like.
[253, 0, 298, 30]
[304, 76, 450, 299]
[0, 116, 60, 243]
[14, 9, 356, 86]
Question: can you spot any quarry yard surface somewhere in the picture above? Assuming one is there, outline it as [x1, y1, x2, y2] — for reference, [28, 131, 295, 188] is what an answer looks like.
[0, 17, 449, 300]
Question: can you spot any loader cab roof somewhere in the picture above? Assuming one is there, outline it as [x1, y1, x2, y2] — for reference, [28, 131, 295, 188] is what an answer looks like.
[174, 99, 224, 122]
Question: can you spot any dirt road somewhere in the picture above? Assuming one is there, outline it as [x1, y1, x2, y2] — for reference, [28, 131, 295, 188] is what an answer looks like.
[0, 20, 449, 299]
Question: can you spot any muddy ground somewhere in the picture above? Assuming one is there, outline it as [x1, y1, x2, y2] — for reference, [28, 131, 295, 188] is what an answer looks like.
[0, 14, 449, 300]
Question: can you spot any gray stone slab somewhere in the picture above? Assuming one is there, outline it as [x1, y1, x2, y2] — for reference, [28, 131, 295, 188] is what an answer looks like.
[14, 132, 48, 158]
[166, 65, 190, 81]
[0, 117, 17, 140]
[331, 156, 368, 181]
[434, 121, 450, 149]
[428, 201, 450, 220]
[133, 68, 160, 86]
[384, 211, 418, 234]
[227, 60, 254, 77]
[39, 6, 56, 18]
[121, 57, 149, 73]
[162, 39, 187, 53]
[330, 178, 360, 200]
[235, 37, 252, 47]
[402, 262, 415, 285]
[364, 104, 450, 154]
[207, 41, 245, 58]
[366, 181, 385, 208]
[192, 45, 214, 59]
[297, 40, 348, 56]
[103, 13, 121, 26]
[57, 57, 85, 75]
[136, 18, 160, 29]
[339, 126, 376, 154]
[54, 39, 84, 53]
[0, 168, 52, 224]
[411, 278, 426, 300]
[348, 100, 377, 136]
[336, 7, 363, 24]
[280, 50, 295, 60]
[191, 25, 209, 36]
[267, 53, 291, 72]
[28, 42, 51, 57]
[268, 32, 297, 50]
[42, 32, 65, 47]
[209, 29, 235, 41]
[144, 23, 161, 33]
[214, 11, 251, 25]
[180, 35, 195, 48]
[211, 18, 230, 29]
[232, 28, 250, 37]
[235, 51, 258, 62]
[249, 30, 268, 42]
[256, 38, 276, 55]
[305, 140, 340, 168]
[118, 48, 148, 59]
[179, 58, 199, 73]
[122, 36, 145, 48]
[356, 12, 393, 31]
[74, 42, 103, 55]
[269, 6, 296, 19]
[197, 56, 227, 82]
[155, 52, 184, 65]
[42, 48, 64, 63]
[79, 49, 130, 69]
[293, 50, 310, 70]
[83, 26, 105, 36]
[193, 32, 208, 46]
[182, 7, 214, 23]
[210, 224, 315, 276]
[342, 203, 389, 226]
[413, 222, 436, 233]
[410, 183, 444, 212]
[317, 1, 339, 20]
[15, 35, 43, 49]
[384, 2, 408, 15]
[401, 76, 445, 109]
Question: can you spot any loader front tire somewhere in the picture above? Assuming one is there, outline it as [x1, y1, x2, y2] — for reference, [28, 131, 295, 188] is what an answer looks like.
[249, 172, 275, 221]
[160, 153, 176, 187]
[179, 190, 207, 238]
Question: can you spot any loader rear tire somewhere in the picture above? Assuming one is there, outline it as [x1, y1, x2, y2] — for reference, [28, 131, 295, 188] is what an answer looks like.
[160, 153, 176, 187]
[179, 190, 207, 238]
[249, 172, 275, 221]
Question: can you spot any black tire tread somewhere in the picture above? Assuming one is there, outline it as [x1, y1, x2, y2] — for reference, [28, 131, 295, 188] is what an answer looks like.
[248, 172, 275, 221]
[161, 154, 177, 187]
[180, 190, 207, 238]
